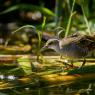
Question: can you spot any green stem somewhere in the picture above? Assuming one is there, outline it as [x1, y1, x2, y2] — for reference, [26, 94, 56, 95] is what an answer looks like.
[81, 5, 91, 35]
[54, 0, 63, 26]
[37, 17, 46, 60]
[65, 0, 76, 37]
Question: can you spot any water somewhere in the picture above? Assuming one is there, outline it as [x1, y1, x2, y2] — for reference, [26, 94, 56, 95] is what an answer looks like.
[1, 82, 95, 95]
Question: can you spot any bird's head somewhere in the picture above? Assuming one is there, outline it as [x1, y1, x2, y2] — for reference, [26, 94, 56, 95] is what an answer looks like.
[40, 39, 59, 52]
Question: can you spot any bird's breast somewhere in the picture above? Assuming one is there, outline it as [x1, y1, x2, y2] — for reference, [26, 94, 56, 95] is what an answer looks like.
[59, 43, 88, 59]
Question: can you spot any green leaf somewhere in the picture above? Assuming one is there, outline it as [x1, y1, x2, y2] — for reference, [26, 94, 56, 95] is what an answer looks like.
[42, 16, 46, 30]
[17, 55, 32, 75]
[0, 4, 55, 16]
[0, 5, 19, 15]
[20, 4, 55, 16]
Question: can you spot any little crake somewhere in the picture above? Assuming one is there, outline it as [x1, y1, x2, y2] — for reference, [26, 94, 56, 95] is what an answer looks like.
[41, 33, 95, 67]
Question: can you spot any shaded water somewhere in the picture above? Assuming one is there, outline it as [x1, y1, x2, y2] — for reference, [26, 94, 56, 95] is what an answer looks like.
[1, 82, 95, 95]
[0, 57, 95, 95]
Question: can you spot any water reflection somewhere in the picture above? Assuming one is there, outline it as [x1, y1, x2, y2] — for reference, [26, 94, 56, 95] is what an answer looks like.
[0, 74, 95, 95]
[1, 83, 94, 95]
[0, 75, 17, 81]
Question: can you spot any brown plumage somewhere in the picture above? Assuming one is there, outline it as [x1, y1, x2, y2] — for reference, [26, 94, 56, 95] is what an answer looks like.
[41, 33, 95, 67]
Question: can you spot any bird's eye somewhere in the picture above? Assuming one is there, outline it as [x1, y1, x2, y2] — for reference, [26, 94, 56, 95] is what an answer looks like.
[48, 42, 52, 45]
[48, 42, 55, 46]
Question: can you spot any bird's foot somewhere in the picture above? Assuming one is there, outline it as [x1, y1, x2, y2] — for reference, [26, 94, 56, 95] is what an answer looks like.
[56, 59, 78, 70]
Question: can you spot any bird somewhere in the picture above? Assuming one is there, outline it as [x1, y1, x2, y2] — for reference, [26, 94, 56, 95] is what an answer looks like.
[41, 33, 95, 68]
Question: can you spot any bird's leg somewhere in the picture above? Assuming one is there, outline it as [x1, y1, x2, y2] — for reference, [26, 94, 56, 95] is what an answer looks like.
[63, 60, 74, 69]
[59, 55, 69, 69]
[63, 61, 69, 70]
[81, 58, 86, 67]
[63, 60, 76, 69]
[70, 60, 74, 67]
[78, 58, 86, 69]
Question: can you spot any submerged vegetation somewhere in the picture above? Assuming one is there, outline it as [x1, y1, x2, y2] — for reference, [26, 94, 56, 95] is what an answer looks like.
[0, 0, 95, 94]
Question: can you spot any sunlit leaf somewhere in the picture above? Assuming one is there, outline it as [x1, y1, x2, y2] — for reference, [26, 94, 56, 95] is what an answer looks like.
[21, 4, 55, 16]
[17, 55, 32, 75]
[0, 4, 55, 16]
[42, 16, 46, 30]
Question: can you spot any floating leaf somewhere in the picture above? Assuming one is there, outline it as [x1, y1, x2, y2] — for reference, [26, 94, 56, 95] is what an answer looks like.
[17, 55, 32, 75]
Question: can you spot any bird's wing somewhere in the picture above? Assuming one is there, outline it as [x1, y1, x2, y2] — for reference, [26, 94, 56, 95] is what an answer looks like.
[59, 36, 83, 48]
[76, 35, 95, 50]
[59, 35, 95, 50]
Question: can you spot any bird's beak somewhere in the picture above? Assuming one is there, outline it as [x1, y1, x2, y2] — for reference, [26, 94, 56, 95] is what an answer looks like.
[40, 45, 48, 52]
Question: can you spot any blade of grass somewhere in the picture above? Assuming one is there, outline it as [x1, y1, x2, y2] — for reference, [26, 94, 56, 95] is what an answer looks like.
[0, 5, 19, 15]
[81, 5, 91, 35]
[54, 0, 63, 26]
[65, 0, 76, 37]
[0, 4, 55, 16]
[4, 25, 36, 46]
[20, 4, 55, 16]
[37, 17, 46, 59]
